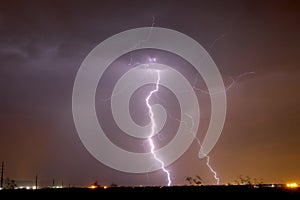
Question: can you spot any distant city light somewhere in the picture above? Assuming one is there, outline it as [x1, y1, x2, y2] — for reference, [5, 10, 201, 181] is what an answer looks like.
[103, 186, 108, 189]
[286, 182, 298, 188]
[88, 185, 97, 189]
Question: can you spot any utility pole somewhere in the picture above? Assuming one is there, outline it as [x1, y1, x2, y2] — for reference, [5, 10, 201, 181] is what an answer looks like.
[35, 174, 38, 189]
[1, 162, 3, 188]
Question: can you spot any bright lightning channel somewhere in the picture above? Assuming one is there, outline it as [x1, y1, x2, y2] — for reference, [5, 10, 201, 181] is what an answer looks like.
[145, 69, 172, 186]
[189, 71, 256, 184]
[185, 113, 220, 185]
[197, 141, 220, 184]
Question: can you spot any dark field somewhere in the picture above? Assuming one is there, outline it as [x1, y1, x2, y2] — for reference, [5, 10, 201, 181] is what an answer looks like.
[1, 186, 300, 198]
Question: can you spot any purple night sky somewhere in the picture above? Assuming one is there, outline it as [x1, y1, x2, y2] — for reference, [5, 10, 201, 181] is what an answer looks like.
[0, 0, 299, 187]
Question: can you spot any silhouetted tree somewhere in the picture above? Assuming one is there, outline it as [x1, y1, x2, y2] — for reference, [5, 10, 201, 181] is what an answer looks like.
[253, 177, 263, 186]
[193, 175, 202, 185]
[92, 181, 100, 187]
[5, 178, 17, 189]
[234, 175, 263, 186]
[185, 175, 202, 186]
[185, 176, 193, 185]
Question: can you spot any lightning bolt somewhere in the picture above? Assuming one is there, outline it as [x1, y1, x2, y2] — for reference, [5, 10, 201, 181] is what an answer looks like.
[185, 113, 220, 185]
[201, 152, 220, 185]
[188, 71, 256, 185]
[146, 69, 172, 186]
[101, 20, 242, 185]
[188, 71, 256, 184]
[197, 142, 220, 185]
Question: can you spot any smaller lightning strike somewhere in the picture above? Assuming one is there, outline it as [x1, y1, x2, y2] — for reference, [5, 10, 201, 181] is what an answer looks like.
[188, 72, 256, 185]
[185, 113, 220, 185]
[196, 141, 220, 185]
[147, 81, 220, 184]
[146, 70, 172, 186]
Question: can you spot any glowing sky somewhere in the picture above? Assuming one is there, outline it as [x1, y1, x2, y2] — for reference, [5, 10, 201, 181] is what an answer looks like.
[0, 0, 299, 187]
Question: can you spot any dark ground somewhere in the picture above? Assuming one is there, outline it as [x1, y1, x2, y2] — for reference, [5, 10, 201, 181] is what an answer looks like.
[1, 185, 300, 198]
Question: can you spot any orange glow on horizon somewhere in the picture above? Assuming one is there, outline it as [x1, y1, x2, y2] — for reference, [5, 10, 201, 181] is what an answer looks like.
[286, 182, 298, 188]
